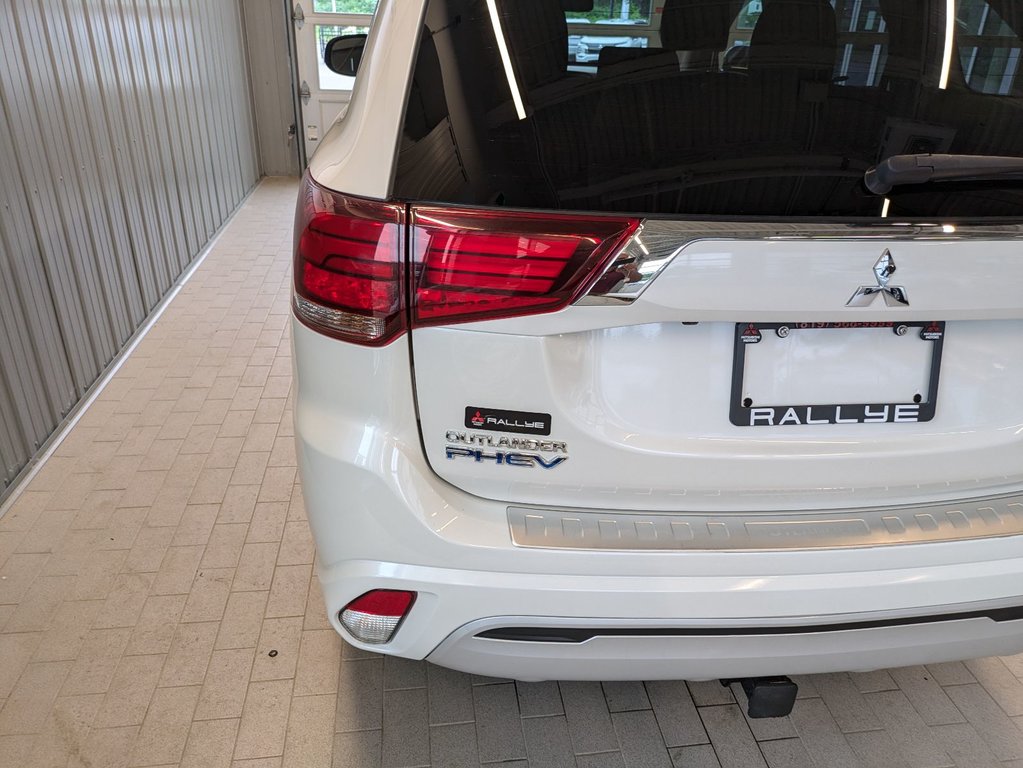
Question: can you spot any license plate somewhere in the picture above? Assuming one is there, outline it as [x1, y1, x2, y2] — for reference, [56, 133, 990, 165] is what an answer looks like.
[730, 322, 945, 427]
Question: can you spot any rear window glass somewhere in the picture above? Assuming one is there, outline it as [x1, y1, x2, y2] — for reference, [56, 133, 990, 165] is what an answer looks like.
[393, 0, 1023, 218]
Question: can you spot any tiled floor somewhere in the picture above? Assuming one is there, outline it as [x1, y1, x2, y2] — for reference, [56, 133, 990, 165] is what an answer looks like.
[2, 177, 1023, 768]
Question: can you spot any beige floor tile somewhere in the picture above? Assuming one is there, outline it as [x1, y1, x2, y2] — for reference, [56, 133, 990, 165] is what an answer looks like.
[0, 660, 72, 735]
[27, 692, 103, 768]
[217, 485, 260, 525]
[232, 758, 282, 768]
[171, 504, 220, 548]
[0, 532, 24, 573]
[294, 630, 342, 697]
[69, 489, 124, 531]
[71, 724, 139, 768]
[241, 423, 279, 454]
[138, 440, 183, 472]
[124, 527, 176, 574]
[195, 647, 256, 721]
[0, 734, 36, 768]
[246, 502, 289, 544]
[117, 470, 168, 510]
[2, 575, 74, 633]
[254, 399, 286, 425]
[0, 632, 43, 699]
[189, 468, 233, 505]
[125, 594, 187, 656]
[0, 491, 51, 532]
[92, 654, 164, 728]
[230, 387, 264, 412]
[180, 717, 240, 768]
[164, 451, 204, 490]
[45, 474, 97, 512]
[267, 436, 296, 469]
[60, 628, 133, 697]
[182, 567, 235, 623]
[128, 684, 200, 766]
[233, 542, 279, 593]
[265, 565, 312, 619]
[93, 572, 154, 630]
[151, 545, 204, 596]
[31, 598, 103, 662]
[303, 578, 331, 631]
[257, 467, 295, 504]
[159, 621, 220, 687]
[283, 694, 335, 768]
[14, 510, 75, 555]
[205, 436, 245, 469]
[234, 679, 293, 760]
[219, 411, 256, 440]
[0, 553, 50, 604]
[251, 617, 304, 683]
[277, 522, 314, 567]
[202, 523, 249, 570]
[216, 590, 270, 651]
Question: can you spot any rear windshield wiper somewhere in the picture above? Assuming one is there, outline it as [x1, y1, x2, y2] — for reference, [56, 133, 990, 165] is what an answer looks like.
[864, 154, 1023, 195]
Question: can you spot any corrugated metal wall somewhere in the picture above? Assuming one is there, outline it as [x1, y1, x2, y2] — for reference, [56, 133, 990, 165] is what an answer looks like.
[0, 0, 261, 494]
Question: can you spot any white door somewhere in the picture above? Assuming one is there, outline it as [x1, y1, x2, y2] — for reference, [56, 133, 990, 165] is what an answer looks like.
[291, 0, 378, 164]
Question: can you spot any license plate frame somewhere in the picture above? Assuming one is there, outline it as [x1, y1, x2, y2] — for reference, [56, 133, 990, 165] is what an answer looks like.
[730, 321, 945, 427]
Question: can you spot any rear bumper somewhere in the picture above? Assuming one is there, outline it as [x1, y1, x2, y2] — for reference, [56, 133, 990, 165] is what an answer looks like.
[293, 319, 1023, 680]
[315, 555, 1023, 681]
[426, 610, 1023, 681]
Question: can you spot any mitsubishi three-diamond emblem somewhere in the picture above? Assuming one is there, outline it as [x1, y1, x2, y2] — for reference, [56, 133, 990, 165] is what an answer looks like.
[846, 249, 910, 307]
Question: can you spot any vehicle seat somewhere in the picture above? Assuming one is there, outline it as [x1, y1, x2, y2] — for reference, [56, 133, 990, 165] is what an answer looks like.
[661, 0, 738, 67]
[500, 0, 572, 88]
[748, 0, 837, 78]
[597, 0, 737, 76]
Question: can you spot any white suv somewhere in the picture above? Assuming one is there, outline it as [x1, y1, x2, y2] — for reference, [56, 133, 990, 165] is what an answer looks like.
[292, 0, 1023, 687]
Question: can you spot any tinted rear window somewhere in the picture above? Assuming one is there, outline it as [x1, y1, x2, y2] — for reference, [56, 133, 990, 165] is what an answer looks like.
[393, 0, 1023, 218]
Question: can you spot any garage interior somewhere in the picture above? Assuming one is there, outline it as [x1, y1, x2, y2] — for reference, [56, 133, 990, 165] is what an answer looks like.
[2, 2, 1023, 768]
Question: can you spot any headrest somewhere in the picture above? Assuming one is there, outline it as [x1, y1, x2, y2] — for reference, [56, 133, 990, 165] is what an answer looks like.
[749, 0, 837, 71]
[500, 0, 569, 88]
[660, 0, 738, 51]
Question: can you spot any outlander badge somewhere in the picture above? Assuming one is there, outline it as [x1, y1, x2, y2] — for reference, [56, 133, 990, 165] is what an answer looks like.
[846, 249, 909, 307]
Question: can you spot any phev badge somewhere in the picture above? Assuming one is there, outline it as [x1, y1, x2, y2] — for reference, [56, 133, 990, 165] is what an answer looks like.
[846, 249, 909, 307]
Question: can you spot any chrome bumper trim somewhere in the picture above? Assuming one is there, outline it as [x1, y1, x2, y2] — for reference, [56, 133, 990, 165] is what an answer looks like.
[508, 493, 1023, 550]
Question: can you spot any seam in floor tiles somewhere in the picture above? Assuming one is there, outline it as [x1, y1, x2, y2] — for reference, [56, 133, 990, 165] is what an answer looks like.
[0, 179, 268, 521]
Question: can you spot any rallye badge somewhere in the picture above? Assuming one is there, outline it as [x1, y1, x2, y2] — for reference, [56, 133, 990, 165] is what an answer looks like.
[464, 406, 551, 436]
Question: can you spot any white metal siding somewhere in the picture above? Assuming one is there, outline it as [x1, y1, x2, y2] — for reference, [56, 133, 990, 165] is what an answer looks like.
[0, 0, 260, 494]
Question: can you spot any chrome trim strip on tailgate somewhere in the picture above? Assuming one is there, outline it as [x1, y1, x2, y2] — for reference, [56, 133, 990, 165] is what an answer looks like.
[508, 492, 1023, 550]
[579, 220, 1023, 305]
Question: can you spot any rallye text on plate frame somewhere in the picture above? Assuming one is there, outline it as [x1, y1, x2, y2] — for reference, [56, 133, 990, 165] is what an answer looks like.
[729, 321, 945, 427]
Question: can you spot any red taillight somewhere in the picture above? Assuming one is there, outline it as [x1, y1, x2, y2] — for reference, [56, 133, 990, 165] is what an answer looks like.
[339, 590, 416, 644]
[293, 173, 405, 345]
[293, 175, 639, 344]
[412, 207, 640, 325]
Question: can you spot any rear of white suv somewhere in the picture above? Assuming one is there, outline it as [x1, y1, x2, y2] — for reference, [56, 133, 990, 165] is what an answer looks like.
[292, 0, 1023, 682]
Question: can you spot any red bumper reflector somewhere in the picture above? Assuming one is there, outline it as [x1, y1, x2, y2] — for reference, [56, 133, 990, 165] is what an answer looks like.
[339, 590, 417, 645]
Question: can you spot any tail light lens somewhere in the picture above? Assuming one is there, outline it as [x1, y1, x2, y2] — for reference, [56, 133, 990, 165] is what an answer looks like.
[412, 207, 639, 326]
[293, 174, 405, 345]
[339, 590, 416, 644]
[293, 175, 639, 344]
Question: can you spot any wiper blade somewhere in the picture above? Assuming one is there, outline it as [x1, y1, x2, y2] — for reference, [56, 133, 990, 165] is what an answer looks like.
[864, 153, 1023, 195]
